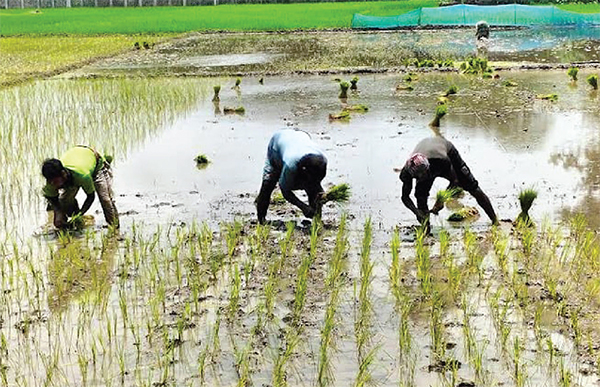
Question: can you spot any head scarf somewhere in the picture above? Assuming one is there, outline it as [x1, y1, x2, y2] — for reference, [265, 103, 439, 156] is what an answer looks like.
[406, 153, 430, 177]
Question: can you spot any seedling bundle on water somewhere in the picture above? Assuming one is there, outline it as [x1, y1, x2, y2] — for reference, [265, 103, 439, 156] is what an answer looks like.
[195, 154, 210, 165]
[342, 104, 369, 113]
[587, 74, 598, 90]
[339, 81, 350, 99]
[567, 67, 579, 82]
[430, 103, 447, 127]
[223, 106, 245, 115]
[350, 76, 359, 90]
[443, 85, 458, 97]
[537, 93, 558, 102]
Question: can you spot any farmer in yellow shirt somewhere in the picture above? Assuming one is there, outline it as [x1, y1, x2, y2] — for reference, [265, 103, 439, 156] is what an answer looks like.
[42, 146, 119, 229]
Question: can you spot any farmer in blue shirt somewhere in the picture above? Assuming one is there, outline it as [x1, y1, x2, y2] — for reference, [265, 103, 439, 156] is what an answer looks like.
[255, 129, 327, 224]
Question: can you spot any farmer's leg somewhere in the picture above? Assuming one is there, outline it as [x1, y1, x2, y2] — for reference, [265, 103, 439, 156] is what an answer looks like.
[93, 162, 120, 228]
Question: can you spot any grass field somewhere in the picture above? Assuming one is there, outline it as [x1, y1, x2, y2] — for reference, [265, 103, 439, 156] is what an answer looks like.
[0, 0, 438, 35]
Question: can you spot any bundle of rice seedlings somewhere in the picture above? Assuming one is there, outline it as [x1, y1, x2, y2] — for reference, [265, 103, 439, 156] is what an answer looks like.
[350, 76, 359, 90]
[567, 67, 579, 82]
[212, 85, 221, 102]
[587, 74, 598, 90]
[234, 77, 242, 88]
[322, 183, 351, 204]
[435, 187, 463, 205]
[443, 85, 458, 97]
[259, 77, 264, 85]
[396, 84, 414, 92]
[271, 191, 286, 205]
[67, 213, 86, 230]
[195, 154, 210, 164]
[502, 80, 518, 87]
[430, 103, 447, 127]
[328, 111, 350, 121]
[516, 188, 537, 226]
[342, 104, 369, 113]
[537, 94, 558, 102]
[339, 81, 350, 99]
[223, 106, 245, 115]
[447, 207, 479, 222]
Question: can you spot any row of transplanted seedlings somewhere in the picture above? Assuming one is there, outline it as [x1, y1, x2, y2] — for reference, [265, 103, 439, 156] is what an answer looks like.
[2, 212, 600, 386]
[0, 78, 209, 238]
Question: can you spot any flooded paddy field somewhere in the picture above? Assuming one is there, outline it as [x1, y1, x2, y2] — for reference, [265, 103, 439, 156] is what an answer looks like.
[2, 31, 600, 386]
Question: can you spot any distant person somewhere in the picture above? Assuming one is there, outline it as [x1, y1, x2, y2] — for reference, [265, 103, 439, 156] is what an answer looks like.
[399, 137, 497, 228]
[42, 146, 119, 229]
[255, 129, 327, 224]
[476, 20, 490, 41]
[475, 20, 490, 56]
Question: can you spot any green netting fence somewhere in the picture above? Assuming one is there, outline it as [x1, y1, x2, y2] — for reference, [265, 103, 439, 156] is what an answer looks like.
[351, 4, 600, 28]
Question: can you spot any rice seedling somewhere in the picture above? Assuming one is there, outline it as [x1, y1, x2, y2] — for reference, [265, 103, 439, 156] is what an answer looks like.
[513, 336, 526, 387]
[558, 358, 572, 387]
[442, 85, 458, 97]
[415, 225, 432, 297]
[223, 106, 246, 115]
[339, 81, 350, 99]
[460, 56, 490, 76]
[233, 77, 242, 89]
[517, 188, 537, 227]
[430, 103, 447, 128]
[212, 85, 221, 102]
[567, 67, 579, 82]
[272, 332, 301, 387]
[259, 77, 264, 85]
[537, 93, 558, 102]
[322, 183, 351, 204]
[350, 76, 359, 90]
[342, 104, 369, 113]
[587, 74, 598, 90]
[354, 217, 377, 377]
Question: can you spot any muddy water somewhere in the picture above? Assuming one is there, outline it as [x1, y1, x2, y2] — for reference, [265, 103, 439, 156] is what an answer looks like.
[3, 69, 600, 387]
[112, 70, 600, 233]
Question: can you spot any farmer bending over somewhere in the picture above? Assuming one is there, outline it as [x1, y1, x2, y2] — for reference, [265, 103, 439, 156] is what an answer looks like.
[42, 145, 119, 229]
[399, 136, 497, 228]
[256, 129, 327, 224]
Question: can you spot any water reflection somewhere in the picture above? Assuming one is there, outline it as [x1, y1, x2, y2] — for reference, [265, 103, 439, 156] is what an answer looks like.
[47, 232, 118, 313]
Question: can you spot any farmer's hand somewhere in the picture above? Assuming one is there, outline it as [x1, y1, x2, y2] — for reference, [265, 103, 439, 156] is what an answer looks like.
[431, 200, 443, 215]
[302, 205, 316, 219]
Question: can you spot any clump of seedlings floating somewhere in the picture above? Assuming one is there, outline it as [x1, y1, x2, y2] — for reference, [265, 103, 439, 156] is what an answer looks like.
[516, 187, 537, 226]
[502, 79, 518, 87]
[233, 77, 241, 89]
[342, 104, 369, 113]
[258, 77, 264, 85]
[328, 110, 350, 122]
[587, 74, 598, 90]
[396, 73, 416, 91]
[223, 106, 245, 115]
[430, 103, 447, 127]
[537, 93, 558, 102]
[567, 67, 579, 82]
[447, 206, 479, 221]
[442, 85, 458, 97]
[339, 81, 350, 99]
[194, 154, 210, 167]
[350, 76, 359, 90]
[212, 85, 221, 101]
